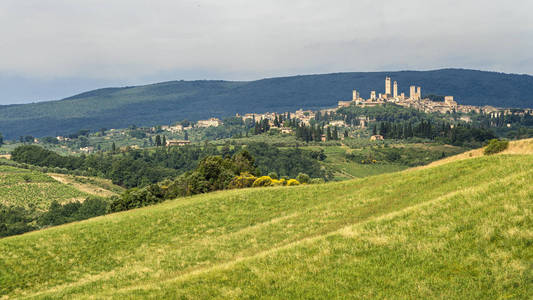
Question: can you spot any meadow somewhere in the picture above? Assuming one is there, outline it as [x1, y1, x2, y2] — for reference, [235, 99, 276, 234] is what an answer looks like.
[0, 143, 531, 298]
[301, 142, 465, 180]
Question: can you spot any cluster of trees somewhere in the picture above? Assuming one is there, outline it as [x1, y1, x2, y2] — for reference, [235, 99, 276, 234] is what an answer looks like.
[109, 151, 258, 212]
[11, 142, 327, 188]
[0, 132, 3, 146]
[345, 146, 452, 166]
[295, 124, 347, 142]
[11, 145, 180, 187]
[374, 120, 496, 146]
[245, 142, 326, 178]
[0, 197, 108, 238]
[254, 119, 271, 134]
[472, 110, 533, 128]
[108, 151, 321, 213]
[484, 139, 509, 155]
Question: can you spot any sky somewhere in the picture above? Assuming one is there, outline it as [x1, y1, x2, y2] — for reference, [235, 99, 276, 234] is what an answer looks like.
[1, 0, 532, 104]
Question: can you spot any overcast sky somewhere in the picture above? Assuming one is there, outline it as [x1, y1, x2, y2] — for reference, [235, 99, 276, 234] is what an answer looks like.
[1, 0, 532, 104]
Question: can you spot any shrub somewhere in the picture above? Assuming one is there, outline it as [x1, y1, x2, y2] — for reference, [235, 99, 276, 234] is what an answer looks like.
[22, 174, 32, 182]
[296, 173, 310, 184]
[228, 172, 257, 189]
[287, 179, 300, 186]
[310, 178, 325, 184]
[484, 139, 509, 155]
[252, 176, 273, 187]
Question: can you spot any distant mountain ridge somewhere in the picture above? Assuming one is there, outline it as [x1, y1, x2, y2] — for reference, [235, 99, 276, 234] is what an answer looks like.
[1, 68, 533, 138]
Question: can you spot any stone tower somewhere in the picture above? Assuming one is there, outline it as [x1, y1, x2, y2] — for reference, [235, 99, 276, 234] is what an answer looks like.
[370, 91, 376, 100]
[416, 87, 422, 99]
[393, 81, 398, 98]
[410, 86, 416, 100]
[352, 90, 359, 101]
[385, 77, 391, 95]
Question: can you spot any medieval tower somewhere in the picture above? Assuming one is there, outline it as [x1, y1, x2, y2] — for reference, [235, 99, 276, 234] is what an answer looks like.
[410, 86, 416, 100]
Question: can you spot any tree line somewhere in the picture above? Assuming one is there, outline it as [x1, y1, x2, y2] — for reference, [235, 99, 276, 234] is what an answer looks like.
[11, 142, 326, 188]
[0, 197, 108, 238]
[374, 120, 496, 146]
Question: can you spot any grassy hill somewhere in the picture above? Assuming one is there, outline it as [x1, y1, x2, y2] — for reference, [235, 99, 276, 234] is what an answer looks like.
[0, 164, 122, 210]
[2, 68, 533, 138]
[0, 140, 531, 298]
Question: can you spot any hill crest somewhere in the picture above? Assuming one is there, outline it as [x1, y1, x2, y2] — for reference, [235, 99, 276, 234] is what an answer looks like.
[1, 68, 533, 138]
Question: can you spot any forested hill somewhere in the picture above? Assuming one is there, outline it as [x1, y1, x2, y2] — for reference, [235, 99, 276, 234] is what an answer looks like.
[1, 68, 533, 138]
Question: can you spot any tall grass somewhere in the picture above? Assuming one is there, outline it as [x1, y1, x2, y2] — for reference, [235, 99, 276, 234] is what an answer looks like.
[0, 155, 531, 298]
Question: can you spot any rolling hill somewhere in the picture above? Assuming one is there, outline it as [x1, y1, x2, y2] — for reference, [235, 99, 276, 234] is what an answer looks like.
[1, 68, 533, 139]
[0, 140, 531, 298]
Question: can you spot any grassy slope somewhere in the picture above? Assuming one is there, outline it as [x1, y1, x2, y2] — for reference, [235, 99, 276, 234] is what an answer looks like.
[424, 138, 533, 168]
[0, 148, 532, 298]
[314, 145, 407, 180]
[0, 165, 122, 210]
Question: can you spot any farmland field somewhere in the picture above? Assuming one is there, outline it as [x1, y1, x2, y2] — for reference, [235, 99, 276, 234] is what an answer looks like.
[0, 165, 91, 210]
[0, 140, 531, 298]
[302, 143, 466, 180]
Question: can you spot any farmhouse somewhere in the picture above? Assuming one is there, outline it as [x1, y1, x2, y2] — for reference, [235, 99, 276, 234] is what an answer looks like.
[166, 139, 191, 146]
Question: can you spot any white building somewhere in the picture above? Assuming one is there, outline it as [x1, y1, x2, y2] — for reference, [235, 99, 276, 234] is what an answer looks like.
[196, 118, 222, 128]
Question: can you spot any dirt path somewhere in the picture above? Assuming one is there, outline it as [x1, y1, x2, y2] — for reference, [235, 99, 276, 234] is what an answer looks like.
[416, 138, 533, 170]
[48, 174, 117, 197]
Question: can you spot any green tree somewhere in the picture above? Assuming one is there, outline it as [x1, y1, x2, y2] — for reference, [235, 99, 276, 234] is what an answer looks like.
[111, 142, 116, 153]
[0, 132, 3, 146]
[296, 173, 310, 184]
[155, 135, 162, 146]
[268, 172, 279, 180]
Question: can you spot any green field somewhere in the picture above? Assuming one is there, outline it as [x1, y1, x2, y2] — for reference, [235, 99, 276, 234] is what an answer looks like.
[301, 143, 466, 180]
[0, 146, 531, 298]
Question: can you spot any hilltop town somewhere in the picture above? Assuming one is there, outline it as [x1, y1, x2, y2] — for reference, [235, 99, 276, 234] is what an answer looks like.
[4, 75, 532, 155]
[33, 76, 533, 153]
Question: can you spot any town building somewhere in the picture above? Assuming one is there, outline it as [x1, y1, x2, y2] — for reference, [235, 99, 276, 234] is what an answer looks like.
[196, 118, 222, 128]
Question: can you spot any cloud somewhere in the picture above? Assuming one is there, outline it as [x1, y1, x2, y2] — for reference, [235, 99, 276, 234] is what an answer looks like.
[0, 0, 532, 103]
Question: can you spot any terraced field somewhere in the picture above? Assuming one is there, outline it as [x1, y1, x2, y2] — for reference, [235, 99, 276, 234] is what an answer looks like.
[0, 143, 531, 298]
